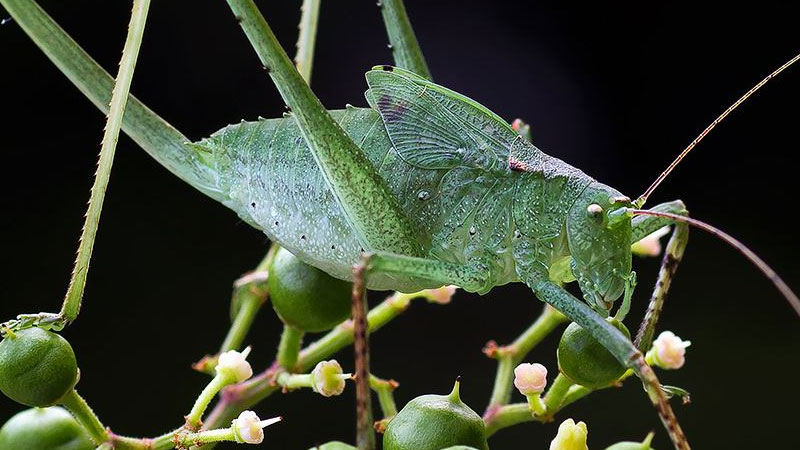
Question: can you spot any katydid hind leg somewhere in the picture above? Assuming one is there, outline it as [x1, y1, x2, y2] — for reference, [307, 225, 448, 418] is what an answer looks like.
[532, 281, 690, 450]
[226, 0, 421, 258]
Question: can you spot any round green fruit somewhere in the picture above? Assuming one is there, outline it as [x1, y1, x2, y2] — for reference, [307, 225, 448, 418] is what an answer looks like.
[269, 247, 352, 332]
[383, 381, 489, 450]
[308, 442, 357, 450]
[605, 433, 655, 450]
[0, 327, 79, 406]
[557, 318, 631, 389]
[0, 407, 94, 450]
[440, 447, 481, 450]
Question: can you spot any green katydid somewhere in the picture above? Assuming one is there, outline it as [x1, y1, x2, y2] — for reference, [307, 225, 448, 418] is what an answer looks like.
[3, 1, 799, 450]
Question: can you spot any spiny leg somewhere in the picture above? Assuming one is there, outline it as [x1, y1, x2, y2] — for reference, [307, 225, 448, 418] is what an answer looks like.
[351, 253, 490, 449]
[377, 0, 432, 80]
[531, 281, 690, 450]
[226, 0, 421, 257]
[630, 200, 690, 351]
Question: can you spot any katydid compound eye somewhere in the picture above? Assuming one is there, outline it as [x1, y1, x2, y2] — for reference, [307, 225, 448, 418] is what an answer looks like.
[587, 203, 604, 217]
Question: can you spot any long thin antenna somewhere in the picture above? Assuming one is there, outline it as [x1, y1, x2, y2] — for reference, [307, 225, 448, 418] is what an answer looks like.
[628, 209, 800, 317]
[637, 52, 800, 206]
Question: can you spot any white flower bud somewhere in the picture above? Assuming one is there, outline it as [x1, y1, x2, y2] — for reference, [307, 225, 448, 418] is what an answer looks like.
[631, 226, 670, 257]
[513, 362, 548, 396]
[231, 410, 281, 444]
[549, 418, 588, 450]
[216, 347, 253, 383]
[649, 331, 691, 369]
[311, 360, 350, 397]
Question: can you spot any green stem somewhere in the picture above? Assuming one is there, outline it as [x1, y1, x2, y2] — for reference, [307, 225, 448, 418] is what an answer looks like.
[111, 432, 177, 450]
[543, 373, 573, 416]
[370, 375, 398, 417]
[202, 291, 423, 435]
[378, 0, 432, 80]
[486, 305, 567, 408]
[60, 0, 151, 324]
[277, 325, 304, 370]
[174, 428, 236, 446]
[560, 385, 593, 410]
[294, 0, 321, 83]
[277, 372, 313, 390]
[185, 374, 232, 430]
[60, 389, 108, 444]
[483, 403, 538, 437]
[221, 285, 266, 353]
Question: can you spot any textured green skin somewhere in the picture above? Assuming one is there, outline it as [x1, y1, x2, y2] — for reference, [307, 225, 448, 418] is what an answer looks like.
[0, 407, 94, 450]
[0, 328, 78, 407]
[383, 390, 489, 450]
[605, 443, 655, 450]
[557, 318, 631, 389]
[269, 247, 353, 332]
[195, 67, 632, 306]
[308, 442, 357, 450]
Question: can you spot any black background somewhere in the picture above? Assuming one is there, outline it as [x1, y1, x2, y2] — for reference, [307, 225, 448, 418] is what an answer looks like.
[2, 1, 799, 449]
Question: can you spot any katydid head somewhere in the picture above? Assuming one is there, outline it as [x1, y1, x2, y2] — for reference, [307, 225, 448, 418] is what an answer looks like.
[567, 183, 633, 312]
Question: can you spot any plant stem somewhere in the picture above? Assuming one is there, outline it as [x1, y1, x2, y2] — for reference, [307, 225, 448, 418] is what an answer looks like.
[277, 324, 304, 370]
[543, 373, 573, 416]
[221, 279, 268, 353]
[294, 0, 321, 83]
[484, 403, 539, 437]
[377, 0, 432, 80]
[174, 428, 236, 447]
[60, 389, 108, 444]
[185, 374, 232, 430]
[202, 291, 429, 438]
[370, 375, 399, 418]
[486, 305, 567, 409]
[277, 372, 313, 390]
[560, 385, 593, 410]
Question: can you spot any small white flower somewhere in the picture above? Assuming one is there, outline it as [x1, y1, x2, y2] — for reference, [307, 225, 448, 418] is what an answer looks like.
[311, 360, 350, 397]
[513, 363, 548, 396]
[231, 410, 282, 444]
[650, 331, 691, 369]
[631, 226, 670, 257]
[216, 347, 253, 383]
[549, 418, 588, 450]
[423, 285, 458, 304]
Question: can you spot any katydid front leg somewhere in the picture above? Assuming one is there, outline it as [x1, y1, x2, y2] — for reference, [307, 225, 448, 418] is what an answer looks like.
[630, 200, 690, 351]
[530, 281, 690, 450]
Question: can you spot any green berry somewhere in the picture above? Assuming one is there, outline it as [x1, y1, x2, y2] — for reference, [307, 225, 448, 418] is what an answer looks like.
[605, 432, 655, 450]
[0, 407, 94, 450]
[605, 443, 655, 450]
[308, 442, 357, 450]
[557, 318, 631, 389]
[0, 327, 79, 406]
[269, 247, 352, 332]
[383, 381, 489, 450]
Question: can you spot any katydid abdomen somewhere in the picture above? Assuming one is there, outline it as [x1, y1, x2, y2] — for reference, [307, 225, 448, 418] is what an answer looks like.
[194, 74, 610, 295]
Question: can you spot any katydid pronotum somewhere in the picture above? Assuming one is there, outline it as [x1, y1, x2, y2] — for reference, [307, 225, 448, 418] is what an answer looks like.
[2, 1, 799, 450]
